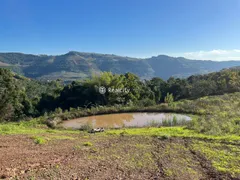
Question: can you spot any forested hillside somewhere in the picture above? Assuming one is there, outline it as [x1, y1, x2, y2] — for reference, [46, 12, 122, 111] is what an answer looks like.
[0, 69, 63, 121]
[1, 52, 240, 81]
[0, 67, 239, 122]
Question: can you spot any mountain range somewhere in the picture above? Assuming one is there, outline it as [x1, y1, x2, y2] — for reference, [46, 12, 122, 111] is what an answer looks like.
[1, 51, 240, 82]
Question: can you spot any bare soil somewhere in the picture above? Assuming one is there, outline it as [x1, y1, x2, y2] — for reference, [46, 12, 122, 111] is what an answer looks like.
[0, 134, 236, 180]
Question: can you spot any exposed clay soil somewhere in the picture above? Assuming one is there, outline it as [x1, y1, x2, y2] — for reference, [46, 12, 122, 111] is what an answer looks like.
[0, 134, 237, 180]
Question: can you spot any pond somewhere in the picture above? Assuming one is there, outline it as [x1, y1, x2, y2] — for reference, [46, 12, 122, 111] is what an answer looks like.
[60, 113, 191, 129]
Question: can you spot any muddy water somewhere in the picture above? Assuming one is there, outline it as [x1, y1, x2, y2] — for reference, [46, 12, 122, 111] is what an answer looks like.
[61, 113, 191, 129]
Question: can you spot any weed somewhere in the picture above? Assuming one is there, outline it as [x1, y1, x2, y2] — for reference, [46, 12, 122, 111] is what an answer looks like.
[32, 136, 47, 144]
[83, 142, 93, 146]
[192, 140, 240, 175]
[158, 134, 171, 140]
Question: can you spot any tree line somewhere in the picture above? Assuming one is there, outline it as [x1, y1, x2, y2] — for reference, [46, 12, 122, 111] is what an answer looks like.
[0, 68, 239, 122]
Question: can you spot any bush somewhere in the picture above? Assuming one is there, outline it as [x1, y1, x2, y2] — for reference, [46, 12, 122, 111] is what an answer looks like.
[79, 123, 93, 131]
[32, 136, 47, 144]
[137, 98, 156, 107]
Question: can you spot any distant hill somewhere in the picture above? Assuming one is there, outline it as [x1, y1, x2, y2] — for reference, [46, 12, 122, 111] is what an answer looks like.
[1, 51, 240, 81]
[226, 66, 240, 70]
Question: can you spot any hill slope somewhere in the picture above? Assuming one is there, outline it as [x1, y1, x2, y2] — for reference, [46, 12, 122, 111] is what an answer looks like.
[1, 51, 240, 81]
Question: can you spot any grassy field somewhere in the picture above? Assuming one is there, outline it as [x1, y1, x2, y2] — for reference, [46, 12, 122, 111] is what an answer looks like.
[0, 93, 240, 179]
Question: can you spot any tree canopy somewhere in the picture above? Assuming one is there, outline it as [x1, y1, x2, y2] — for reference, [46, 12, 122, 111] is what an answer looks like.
[0, 67, 240, 122]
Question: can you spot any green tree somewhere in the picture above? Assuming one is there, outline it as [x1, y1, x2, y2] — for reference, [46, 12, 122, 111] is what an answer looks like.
[0, 69, 24, 121]
[147, 77, 167, 103]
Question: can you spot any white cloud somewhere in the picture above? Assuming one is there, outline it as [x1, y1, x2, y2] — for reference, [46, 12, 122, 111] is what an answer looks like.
[182, 49, 240, 61]
[234, 49, 240, 53]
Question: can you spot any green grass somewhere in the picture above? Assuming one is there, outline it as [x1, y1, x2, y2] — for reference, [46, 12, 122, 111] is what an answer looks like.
[83, 141, 93, 146]
[105, 127, 240, 176]
[192, 140, 240, 176]
[106, 127, 240, 142]
[0, 118, 79, 135]
[1, 118, 240, 143]
[32, 136, 48, 144]
[0, 123, 47, 135]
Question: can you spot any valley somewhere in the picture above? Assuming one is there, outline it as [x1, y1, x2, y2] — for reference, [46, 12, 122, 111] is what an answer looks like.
[1, 52, 240, 81]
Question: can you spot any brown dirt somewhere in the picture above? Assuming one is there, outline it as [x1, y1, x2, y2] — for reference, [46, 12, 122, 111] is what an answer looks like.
[0, 134, 236, 180]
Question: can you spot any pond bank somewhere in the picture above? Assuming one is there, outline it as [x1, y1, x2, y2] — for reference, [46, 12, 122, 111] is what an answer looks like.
[47, 104, 200, 128]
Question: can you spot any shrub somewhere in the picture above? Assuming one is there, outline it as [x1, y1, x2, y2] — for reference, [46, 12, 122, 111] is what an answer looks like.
[79, 123, 93, 131]
[137, 98, 156, 107]
[32, 136, 47, 144]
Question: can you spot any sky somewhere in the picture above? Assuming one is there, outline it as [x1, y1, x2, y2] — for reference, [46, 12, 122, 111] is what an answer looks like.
[0, 0, 240, 61]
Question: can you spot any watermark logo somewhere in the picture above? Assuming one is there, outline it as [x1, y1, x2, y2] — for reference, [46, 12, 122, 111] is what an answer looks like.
[99, 86, 106, 94]
[98, 86, 130, 95]
[108, 87, 130, 94]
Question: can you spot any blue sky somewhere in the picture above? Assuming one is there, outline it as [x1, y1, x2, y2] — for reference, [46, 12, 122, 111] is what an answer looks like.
[1, 0, 240, 60]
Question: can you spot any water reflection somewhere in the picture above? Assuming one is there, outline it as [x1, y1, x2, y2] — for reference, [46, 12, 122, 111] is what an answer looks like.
[80, 113, 133, 127]
[61, 113, 191, 129]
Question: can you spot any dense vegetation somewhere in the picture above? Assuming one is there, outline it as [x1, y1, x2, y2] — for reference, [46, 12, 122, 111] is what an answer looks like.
[179, 92, 240, 135]
[37, 68, 239, 112]
[0, 68, 63, 122]
[1, 52, 240, 81]
[1, 67, 240, 135]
